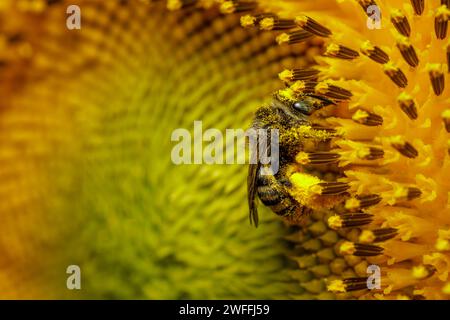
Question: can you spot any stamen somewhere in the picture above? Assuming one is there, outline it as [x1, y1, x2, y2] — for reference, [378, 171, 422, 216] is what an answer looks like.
[358, 0, 377, 15]
[328, 213, 374, 230]
[220, 1, 257, 14]
[442, 110, 450, 132]
[447, 43, 450, 72]
[391, 9, 411, 37]
[289, 173, 348, 204]
[278, 68, 319, 82]
[240, 15, 256, 28]
[276, 88, 296, 102]
[384, 62, 408, 88]
[167, 0, 196, 10]
[365, 147, 385, 160]
[390, 137, 419, 158]
[276, 30, 313, 45]
[346, 194, 382, 210]
[318, 181, 350, 195]
[435, 5, 450, 40]
[279, 84, 338, 107]
[328, 277, 371, 292]
[397, 36, 419, 67]
[340, 241, 384, 256]
[295, 15, 332, 37]
[259, 17, 296, 31]
[359, 194, 383, 207]
[352, 109, 383, 126]
[397, 92, 418, 120]
[407, 187, 422, 200]
[410, 0, 425, 15]
[290, 80, 317, 95]
[412, 265, 437, 279]
[324, 43, 359, 60]
[315, 82, 352, 100]
[310, 125, 338, 134]
[360, 228, 398, 243]
[361, 41, 389, 64]
[436, 231, 450, 251]
[427, 63, 445, 96]
[240, 13, 275, 28]
[296, 152, 340, 165]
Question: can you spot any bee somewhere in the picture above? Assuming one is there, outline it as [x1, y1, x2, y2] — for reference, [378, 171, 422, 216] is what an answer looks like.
[247, 94, 335, 227]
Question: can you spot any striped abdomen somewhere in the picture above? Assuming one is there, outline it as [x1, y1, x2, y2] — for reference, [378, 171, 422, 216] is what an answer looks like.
[256, 166, 299, 217]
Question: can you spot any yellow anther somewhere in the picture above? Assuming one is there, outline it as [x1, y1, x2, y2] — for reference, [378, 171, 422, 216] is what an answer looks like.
[359, 230, 375, 243]
[327, 215, 343, 230]
[327, 280, 346, 293]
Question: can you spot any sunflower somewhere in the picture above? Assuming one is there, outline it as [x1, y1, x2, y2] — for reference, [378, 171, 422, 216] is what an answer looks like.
[216, 0, 450, 299]
[0, 0, 315, 299]
[1, 0, 449, 300]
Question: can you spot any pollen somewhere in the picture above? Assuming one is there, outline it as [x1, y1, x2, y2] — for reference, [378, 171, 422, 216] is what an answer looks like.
[288, 172, 347, 209]
[359, 230, 376, 243]
[412, 265, 434, 280]
[240, 14, 256, 27]
[276, 30, 313, 45]
[289, 172, 322, 200]
[327, 280, 346, 293]
[220, 1, 257, 14]
[259, 17, 296, 31]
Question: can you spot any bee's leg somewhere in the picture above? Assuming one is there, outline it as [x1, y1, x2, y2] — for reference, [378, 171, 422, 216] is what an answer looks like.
[278, 177, 313, 223]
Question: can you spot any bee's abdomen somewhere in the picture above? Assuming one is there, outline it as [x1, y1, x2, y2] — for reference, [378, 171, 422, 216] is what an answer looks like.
[269, 197, 298, 216]
[256, 168, 297, 216]
[257, 186, 281, 206]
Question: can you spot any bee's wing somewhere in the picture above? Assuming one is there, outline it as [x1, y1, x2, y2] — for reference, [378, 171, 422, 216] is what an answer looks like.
[247, 160, 260, 227]
[248, 127, 265, 228]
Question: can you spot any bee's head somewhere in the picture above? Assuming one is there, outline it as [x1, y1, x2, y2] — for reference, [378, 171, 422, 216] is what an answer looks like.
[292, 99, 315, 115]
[269, 93, 336, 126]
[292, 94, 336, 116]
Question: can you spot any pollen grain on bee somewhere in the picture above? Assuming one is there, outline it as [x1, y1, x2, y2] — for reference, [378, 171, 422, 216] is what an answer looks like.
[170, 121, 280, 173]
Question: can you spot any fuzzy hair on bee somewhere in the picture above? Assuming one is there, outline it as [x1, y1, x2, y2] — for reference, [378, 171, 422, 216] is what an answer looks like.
[247, 94, 335, 227]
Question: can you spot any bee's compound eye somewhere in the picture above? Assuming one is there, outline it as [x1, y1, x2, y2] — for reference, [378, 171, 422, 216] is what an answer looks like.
[292, 101, 313, 115]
